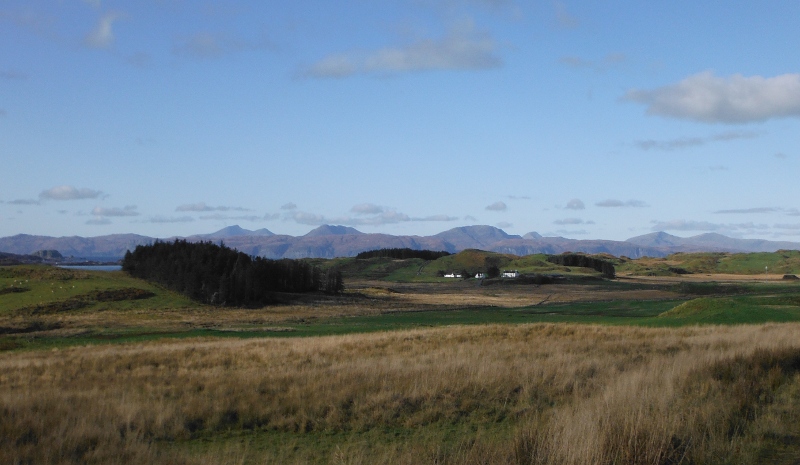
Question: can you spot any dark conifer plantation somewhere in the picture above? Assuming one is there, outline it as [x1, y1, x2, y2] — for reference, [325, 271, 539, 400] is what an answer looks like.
[355, 248, 451, 260]
[122, 240, 343, 306]
[546, 253, 616, 279]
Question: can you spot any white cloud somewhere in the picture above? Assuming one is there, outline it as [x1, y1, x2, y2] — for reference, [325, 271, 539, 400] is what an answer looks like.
[85, 12, 122, 49]
[595, 199, 648, 208]
[565, 198, 585, 210]
[92, 205, 138, 217]
[280, 202, 297, 210]
[624, 71, 800, 124]
[39, 185, 103, 200]
[303, 20, 501, 78]
[485, 201, 507, 211]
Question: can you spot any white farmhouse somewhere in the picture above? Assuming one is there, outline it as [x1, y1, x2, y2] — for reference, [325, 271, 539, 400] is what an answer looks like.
[501, 270, 519, 278]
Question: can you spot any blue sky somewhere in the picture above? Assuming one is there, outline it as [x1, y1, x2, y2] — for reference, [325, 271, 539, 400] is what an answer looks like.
[2, 0, 799, 241]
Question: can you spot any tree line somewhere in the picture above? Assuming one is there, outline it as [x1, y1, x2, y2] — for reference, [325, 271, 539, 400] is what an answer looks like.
[122, 240, 343, 306]
[546, 253, 615, 278]
[356, 248, 451, 260]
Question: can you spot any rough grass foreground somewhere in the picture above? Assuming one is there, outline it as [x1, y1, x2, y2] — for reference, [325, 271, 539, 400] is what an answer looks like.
[2, 323, 800, 464]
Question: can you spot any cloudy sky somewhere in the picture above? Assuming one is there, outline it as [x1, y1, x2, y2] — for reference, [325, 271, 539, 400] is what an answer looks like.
[2, 1, 799, 241]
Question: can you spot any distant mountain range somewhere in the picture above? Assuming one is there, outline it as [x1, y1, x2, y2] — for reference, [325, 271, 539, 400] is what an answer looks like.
[1, 225, 799, 261]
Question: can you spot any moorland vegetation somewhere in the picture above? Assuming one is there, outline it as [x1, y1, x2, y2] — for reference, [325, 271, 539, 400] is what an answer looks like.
[2, 248, 800, 463]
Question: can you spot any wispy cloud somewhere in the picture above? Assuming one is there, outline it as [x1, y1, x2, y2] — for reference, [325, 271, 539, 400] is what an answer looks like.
[198, 213, 274, 222]
[0, 70, 28, 81]
[553, 229, 589, 236]
[564, 198, 585, 210]
[560, 53, 625, 72]
[173, 32, 274, 59]
[553, 218, 594, 225]
[714, 207, 779, 214]
[92, 205, 139, 217]
[86, 217, 112, 225]
[175, 202, 250, 212]
[7, 199, 40, 205]
[485, 201, 507, 211]
[635, 130, 760, 151]
[280, 202, 297, 210]
[595, 199, 648, 208]
[144, 216, 194, 224]
[351, 203, 384, 215]
[650, 219, 769, 232]
[286, 208, 459, 227]
[85, 11, 122, 49]
[623, 71, 800, 124]
[553, 1, 579, 28]
[303, 20, 501, 78]
[40, 185, 103, 201]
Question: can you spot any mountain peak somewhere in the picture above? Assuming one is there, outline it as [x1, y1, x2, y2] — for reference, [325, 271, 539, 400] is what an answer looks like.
[626, 231, 684, 247]
[304, 225, 363, 237]
[204, 225, 274, 239]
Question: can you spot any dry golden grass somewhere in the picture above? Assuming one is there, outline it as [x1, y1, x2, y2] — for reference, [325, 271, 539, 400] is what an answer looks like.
[2, 322, 800, 463]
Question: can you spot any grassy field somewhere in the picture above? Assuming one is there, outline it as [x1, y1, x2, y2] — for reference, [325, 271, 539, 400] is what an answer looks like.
[3, 257, 800, 463]
[616, 249, 800, 276]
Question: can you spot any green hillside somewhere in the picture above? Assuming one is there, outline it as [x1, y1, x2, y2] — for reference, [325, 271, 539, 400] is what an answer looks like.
[616, 250, 800, 276]
[322, 249, 609, 282]
[0, 265, 197, 316]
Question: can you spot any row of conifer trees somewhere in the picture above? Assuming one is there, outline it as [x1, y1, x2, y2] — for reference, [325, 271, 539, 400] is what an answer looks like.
[122, 240, 343, 306]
